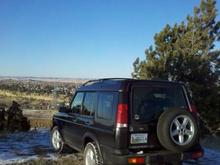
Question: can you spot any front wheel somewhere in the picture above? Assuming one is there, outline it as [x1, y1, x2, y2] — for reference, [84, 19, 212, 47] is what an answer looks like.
[51, 126, 75, 153]
[51, 126, 65, 153]
[84, 142, 103, 165]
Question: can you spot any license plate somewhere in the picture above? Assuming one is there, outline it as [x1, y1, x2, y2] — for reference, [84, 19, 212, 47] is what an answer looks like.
[130, 133, 148, 144]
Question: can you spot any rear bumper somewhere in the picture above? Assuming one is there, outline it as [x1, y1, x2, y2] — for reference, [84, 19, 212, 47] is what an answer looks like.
[103, 148, 204, 164]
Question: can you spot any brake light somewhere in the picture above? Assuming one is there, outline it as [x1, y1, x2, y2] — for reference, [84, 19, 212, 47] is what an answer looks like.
[128, 157, 145, 164]
[116, 104, 128, 128]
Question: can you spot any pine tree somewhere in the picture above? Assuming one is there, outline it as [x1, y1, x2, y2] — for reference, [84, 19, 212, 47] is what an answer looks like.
[132, 0, 220, 132]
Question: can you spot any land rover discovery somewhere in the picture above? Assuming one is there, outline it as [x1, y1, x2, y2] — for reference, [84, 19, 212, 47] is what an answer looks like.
[51, 78, 203, 165]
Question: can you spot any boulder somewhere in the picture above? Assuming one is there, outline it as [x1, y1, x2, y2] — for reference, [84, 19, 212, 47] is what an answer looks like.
[0, 107, 6, 131]
[6, 101, 30, 132]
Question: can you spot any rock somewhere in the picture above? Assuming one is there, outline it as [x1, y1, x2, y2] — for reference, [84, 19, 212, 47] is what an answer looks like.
[6, 101, 30, 132]
[0, 107, 6, 131]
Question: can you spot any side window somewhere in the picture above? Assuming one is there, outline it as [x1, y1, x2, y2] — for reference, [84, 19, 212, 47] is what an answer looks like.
[82, 92, 97, 116]
[71, 92, 84, 114]
[97, 92, 116, 120]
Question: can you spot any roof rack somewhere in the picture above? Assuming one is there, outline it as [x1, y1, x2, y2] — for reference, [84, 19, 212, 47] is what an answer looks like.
[82, 78, 132, 86]
[82, 79, 100, 86]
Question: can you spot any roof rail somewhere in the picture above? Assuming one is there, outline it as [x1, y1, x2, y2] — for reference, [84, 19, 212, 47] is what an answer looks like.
[82, 79, 101, 86]
[82, 78, 132, 86]
[100, 78, 132, 81]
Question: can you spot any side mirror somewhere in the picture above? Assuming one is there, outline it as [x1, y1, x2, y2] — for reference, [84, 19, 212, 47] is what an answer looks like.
[59, 106, 69, 113]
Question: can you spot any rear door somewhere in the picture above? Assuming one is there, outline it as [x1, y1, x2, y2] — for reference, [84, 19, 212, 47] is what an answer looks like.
[129, 83, 188, 149]
[73, 92, 97, 149]
[95, 92, 118, 152]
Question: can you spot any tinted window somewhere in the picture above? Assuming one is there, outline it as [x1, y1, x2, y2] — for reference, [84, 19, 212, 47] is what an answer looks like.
[82, 92, 97, 116]
[97, 92, 116, 120]
[132, 86, 187, 122]
[71, 92, 84, 114]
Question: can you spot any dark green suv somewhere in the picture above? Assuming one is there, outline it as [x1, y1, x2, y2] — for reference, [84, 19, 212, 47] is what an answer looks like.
[51, 78, 203, 165]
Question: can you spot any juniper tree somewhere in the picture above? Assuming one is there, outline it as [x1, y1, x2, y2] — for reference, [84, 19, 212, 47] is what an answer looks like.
[132, 0, 220, 132]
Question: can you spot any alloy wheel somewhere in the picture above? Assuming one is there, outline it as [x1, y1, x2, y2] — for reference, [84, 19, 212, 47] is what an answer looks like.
[170, 115, 195, 146]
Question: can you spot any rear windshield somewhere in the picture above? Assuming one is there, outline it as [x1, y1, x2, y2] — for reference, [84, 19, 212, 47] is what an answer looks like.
[132, 86, 187, 122]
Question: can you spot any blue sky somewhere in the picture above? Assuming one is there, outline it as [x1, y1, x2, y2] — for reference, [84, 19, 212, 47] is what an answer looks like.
[0, 0, 219, 78]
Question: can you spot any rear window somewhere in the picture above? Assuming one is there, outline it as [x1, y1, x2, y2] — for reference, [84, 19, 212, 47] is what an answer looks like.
[132, 86, 187, 122]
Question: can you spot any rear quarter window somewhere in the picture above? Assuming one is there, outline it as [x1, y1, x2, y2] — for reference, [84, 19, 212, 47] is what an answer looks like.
[97, 92, 117, 121]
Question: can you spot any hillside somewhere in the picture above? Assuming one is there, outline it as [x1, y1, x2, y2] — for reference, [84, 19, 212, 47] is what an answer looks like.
[0, 78, 87, 110]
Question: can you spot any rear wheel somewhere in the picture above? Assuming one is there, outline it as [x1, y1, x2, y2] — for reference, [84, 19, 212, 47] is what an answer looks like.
[84, 142, 103, 165]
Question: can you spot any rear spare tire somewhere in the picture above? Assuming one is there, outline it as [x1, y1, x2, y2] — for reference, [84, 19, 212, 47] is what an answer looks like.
[157, 109, 199, 152]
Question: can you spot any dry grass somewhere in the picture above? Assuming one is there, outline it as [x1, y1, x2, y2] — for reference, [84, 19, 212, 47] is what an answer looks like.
[0, 89, 67, 110]
[23, 110, 57, 119]
[22, 110, 58, 128]
[11, 153, 84, 165]
[0, 90, 59, 101]
[29, 118, 53, 128]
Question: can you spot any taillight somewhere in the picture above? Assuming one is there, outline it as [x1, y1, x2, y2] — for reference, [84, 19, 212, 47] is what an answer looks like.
[128, 157, 145, 164]
[191, 150, 203, 159]
[116, 103, 128, 128]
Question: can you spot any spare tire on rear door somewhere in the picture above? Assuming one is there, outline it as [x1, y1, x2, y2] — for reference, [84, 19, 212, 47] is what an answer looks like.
[157, 108, 199, 152]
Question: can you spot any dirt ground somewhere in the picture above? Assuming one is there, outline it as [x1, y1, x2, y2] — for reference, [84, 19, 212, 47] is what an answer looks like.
[1, 110, 220, 165]
[1, 128, 220, 165]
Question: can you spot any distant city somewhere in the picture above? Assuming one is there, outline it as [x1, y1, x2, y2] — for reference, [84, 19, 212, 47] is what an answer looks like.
[0, 76, 89, 83]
